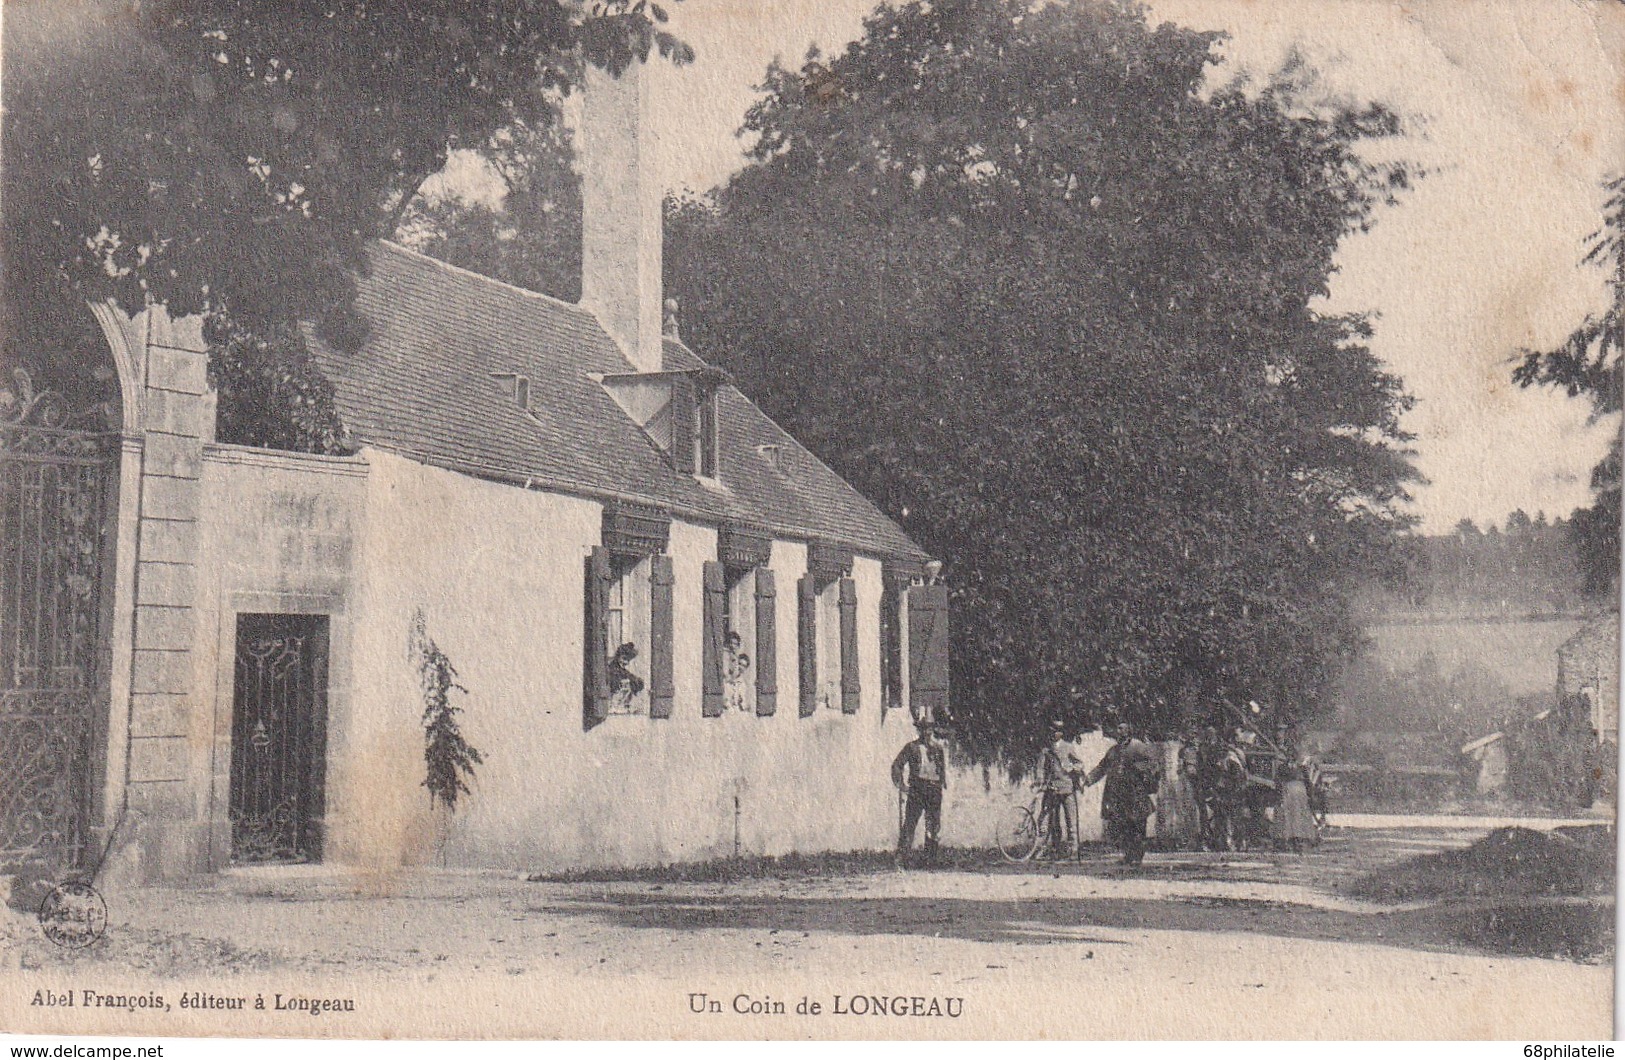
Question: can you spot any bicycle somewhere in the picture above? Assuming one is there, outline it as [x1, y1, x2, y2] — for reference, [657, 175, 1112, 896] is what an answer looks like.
[997, 790, 1080, 862]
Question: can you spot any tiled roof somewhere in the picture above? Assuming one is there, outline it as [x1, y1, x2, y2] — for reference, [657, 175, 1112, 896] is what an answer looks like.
[308, 242, 925, 560]
[1558, 612, 1620, 659]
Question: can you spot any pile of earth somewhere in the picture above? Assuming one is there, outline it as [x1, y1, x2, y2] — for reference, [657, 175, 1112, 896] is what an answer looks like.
[1348, 825, 1614, 962]
[1346, 825, 1613, 903]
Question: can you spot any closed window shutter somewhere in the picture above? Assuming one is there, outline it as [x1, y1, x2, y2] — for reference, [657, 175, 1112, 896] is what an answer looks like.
[584, 547, 612, 726]
[798, 574, 817, 717]
[649, 554, 675, 719]
[702, 560, 726, 717]
[907, 584, 950, 721]
[839, 576, 860, 713]
[754, 568, 777, 716]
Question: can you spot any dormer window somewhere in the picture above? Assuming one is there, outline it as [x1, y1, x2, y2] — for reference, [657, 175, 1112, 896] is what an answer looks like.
[599, 366, 731, 480]
[670, 374, 720, 479]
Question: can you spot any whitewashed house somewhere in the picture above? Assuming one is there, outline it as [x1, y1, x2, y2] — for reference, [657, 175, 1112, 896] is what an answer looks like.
[0, 60, 949, 881]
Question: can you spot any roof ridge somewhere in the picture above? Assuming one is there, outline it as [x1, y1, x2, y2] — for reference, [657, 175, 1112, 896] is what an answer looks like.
[375, 239, 601, 322]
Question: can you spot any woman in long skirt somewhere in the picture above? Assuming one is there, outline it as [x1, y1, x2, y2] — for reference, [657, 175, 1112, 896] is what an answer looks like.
[1273, 742, 1319, 852]
[1156, 729, 1203, 849]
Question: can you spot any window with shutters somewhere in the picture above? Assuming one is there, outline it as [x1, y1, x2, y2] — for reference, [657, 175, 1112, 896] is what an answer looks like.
[705, 561, 768, 717]
[806, 574, 859, 714]
[672, 376, 720, 481]
[599, 369, 727, 481]
[587, 551, 672, 724]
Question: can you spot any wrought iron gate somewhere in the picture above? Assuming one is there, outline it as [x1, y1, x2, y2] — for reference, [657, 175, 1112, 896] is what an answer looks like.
[0, 368, 118, 872]
[229, 613, 329, 864]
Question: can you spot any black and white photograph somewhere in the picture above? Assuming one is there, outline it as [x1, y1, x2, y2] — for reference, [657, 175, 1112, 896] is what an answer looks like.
[0, 0, 1619, 1041]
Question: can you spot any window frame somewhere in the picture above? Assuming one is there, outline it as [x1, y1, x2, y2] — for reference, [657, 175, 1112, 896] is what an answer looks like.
[721, 564, 757, 714]
[813, 572, 843, 712]
[603, 553, 654, 717]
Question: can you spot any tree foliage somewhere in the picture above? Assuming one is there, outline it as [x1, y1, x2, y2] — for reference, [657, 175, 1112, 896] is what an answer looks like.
[666, 0, 1419, 763]
[1514, 175, 1624, 599]
[397, 112, 584, 303]
[205, 314, 350, 455]
[3, 0, 687, 445]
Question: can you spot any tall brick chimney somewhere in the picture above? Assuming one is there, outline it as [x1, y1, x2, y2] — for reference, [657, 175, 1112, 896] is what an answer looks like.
[580, 58, 663, 374]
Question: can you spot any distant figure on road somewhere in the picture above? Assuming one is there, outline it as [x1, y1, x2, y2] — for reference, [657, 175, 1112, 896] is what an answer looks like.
[892, 720, 948, 865]
[1084, 721, 1161, 867]
[1036, 719, 1084, 859]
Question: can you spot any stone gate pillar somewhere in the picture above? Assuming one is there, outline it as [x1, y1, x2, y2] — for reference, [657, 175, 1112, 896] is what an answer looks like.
[94, 306, 215, 882]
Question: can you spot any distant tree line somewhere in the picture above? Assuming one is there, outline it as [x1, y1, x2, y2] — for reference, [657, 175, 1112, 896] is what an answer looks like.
[1381, 513, 1595, 616]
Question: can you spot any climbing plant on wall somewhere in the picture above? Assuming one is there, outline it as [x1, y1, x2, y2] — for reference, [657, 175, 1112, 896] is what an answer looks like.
[410, 609, 484, 813]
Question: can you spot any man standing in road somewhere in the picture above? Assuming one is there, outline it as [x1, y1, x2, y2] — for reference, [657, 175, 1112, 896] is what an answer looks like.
[1084, 720, 1162, 867]
[892, 720, 949, 866]
[1037, 719, 1083, 859]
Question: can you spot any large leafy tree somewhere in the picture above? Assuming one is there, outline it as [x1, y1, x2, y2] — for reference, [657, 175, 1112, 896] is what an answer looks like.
[665, 0, 1418, 762]
[1514, 176, 1624, 599]
[3, 0, 686, 446]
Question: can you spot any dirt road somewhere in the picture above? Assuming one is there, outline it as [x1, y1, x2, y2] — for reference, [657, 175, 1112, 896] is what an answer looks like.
[2, 823, 1612, 1039]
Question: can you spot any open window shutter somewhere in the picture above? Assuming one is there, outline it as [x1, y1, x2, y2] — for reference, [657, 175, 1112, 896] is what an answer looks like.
[669, 377, 696, 473]
[701, 560, 726, 717]
[754, 568, 777, 716]
[907, 584, 950, 721]
[839, 577, 860, 713]
[584, 547, 612, 725]
[649, 554, 675, 719]
[798, 575, 817, 717]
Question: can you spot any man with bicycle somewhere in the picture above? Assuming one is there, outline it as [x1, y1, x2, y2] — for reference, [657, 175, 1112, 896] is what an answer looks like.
[1036, 719, 1084, 860]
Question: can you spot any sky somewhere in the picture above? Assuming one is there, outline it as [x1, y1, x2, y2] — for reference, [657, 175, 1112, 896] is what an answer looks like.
[443, 0, 1625, 535]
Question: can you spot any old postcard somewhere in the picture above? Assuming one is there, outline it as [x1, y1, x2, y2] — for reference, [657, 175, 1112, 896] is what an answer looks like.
[0, 0, 1618, 1041]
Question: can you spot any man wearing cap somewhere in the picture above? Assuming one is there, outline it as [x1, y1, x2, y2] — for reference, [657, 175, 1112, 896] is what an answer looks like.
[892, 720, 949, 865]
[1036, 719, 1083, 859]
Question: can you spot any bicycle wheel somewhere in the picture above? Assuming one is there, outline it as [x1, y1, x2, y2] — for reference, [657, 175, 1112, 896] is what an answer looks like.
[997, 806, 1041, 862]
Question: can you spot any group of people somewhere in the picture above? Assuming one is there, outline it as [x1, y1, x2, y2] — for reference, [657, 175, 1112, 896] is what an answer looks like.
[1179, 721, 1324, 854]
[1033, 719, 1162, 864]
[891, 713, 1325, 867]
